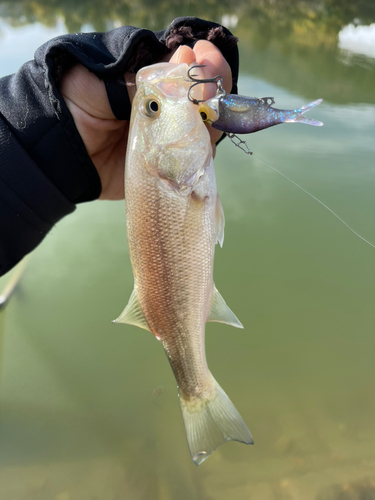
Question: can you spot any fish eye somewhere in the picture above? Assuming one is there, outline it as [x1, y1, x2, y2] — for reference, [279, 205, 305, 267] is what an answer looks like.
[142, 99, 161, 118]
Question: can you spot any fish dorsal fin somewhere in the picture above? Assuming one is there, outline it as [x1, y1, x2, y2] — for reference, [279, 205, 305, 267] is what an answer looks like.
[113, 289, 151, 332]
[207, 286, 243, 329]
[215, 194, 225, 248]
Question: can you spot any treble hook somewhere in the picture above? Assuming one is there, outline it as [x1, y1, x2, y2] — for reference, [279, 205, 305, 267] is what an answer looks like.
[187, 65, 226, 105]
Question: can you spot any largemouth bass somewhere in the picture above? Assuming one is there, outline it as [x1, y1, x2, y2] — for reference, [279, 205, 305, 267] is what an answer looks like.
[114, 63, 253, 465]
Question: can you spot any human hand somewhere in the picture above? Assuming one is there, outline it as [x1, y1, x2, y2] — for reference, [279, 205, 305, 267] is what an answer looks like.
[60, 40, 232, 200]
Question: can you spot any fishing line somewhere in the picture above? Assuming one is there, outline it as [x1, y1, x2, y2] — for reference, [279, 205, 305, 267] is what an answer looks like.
[226, 131, 375, 249]
[251, 152, 375, 250]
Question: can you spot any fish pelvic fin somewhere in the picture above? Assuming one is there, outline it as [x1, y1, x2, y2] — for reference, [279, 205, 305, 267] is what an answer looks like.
[179, 377, 253, 465]
[207, 286, 243, 329]
[284, 98, 323, 127]
[112, 288, 151, 332]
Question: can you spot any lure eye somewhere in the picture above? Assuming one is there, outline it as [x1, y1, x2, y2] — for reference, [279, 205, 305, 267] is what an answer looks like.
[200, 111, 208, 121]
[199, 104, 209, 122]
[141, 99, 161, 118]
[198, 103, 218, 124]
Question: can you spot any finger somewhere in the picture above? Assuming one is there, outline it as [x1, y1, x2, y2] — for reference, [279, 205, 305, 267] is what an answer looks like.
[124, 72, 137, 106]
[193, 40, 232, 98]
[169, 45, 196, 65]
[193, 40, 232, 145]
[61, 64, 116, 120]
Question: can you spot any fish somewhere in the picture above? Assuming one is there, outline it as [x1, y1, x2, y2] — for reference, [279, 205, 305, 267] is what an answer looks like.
[114, 62, 253, 465]
[198, 93, 323, 134]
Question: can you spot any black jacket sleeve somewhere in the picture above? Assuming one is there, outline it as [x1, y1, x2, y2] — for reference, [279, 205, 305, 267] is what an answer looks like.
[0, 16, 239, 276]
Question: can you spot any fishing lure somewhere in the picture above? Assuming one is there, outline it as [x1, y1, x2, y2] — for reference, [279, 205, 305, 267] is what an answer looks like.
[187, 65, 323, 152]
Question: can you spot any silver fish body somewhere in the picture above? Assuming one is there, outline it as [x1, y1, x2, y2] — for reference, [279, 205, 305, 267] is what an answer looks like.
[115, 63, 252, 465]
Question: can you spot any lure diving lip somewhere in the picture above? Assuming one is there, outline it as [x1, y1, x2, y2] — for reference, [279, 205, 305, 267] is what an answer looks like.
[187, 65, 323, 135]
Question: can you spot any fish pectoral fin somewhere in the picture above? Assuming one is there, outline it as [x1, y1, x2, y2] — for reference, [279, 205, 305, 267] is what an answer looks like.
[112, 289, 151, 332]
[215, 194, 225, 248]
[207, 286, 243, 329]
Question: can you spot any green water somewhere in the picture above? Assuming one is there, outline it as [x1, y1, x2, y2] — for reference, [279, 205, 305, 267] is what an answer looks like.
[1, 3, 375, 499]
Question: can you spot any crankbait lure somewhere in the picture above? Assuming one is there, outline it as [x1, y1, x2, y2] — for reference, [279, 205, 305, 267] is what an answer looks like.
[187, 65, 323, 151]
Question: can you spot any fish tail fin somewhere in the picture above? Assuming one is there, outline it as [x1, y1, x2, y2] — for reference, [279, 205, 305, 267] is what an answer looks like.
[179, 377, 253, 465]
[284, 98, 323, 126]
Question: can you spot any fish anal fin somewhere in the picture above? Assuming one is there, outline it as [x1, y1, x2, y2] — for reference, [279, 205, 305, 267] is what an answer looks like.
[113, 289, 151, 332]
[207, 286, 243, 329]
[215, 194, 225, 247]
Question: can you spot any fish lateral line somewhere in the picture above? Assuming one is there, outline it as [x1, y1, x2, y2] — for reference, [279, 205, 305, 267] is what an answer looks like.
[227, 133, 375, 251]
